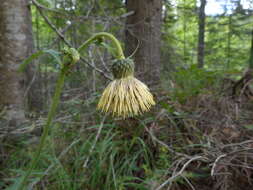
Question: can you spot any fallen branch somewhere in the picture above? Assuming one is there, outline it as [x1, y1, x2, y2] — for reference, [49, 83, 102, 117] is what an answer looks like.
[155, 156, 203, 190]
[211, 154, 227, 176]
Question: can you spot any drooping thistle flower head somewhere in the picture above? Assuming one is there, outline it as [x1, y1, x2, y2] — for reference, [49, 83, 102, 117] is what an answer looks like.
[97, 58, 155, 118]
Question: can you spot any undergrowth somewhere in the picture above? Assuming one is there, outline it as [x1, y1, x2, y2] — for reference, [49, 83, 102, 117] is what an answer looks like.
[1, 66, 253, 190]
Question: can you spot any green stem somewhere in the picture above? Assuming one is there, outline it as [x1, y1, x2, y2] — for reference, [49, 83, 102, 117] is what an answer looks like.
[19, 69, 66, 190]
[78, 32, 125, 59]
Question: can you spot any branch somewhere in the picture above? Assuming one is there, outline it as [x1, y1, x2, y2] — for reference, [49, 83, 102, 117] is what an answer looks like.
[32, 0, 72, 46]
[32, 0, 112, 80]
[155, 156, 203, 190]
[31, 0, 72, 16]
[211, 154, 227, 176]
[49, 23, 74, 48]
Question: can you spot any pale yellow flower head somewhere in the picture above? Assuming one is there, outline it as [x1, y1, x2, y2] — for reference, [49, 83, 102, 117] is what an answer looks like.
[97, 58, 155, 118]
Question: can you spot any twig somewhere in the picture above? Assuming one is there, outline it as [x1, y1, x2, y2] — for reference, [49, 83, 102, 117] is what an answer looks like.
[155, 156, 203, 190]
[167, 157, 187, 189]
[97, 50, 111, 73]
[80, 57, 112, 80]
[30, 0, 68, 15]
[49, 23, 74, 48]
[211, 154, 227, 176]
[88, 48, 97, 92]
[182, 175, 196, 190]
[221, 140, 253, 149]
[32, 0, 72, 46]
[144, 125, 191, 159]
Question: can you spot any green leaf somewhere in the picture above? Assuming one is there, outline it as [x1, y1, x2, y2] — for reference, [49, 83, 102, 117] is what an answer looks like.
[19, 49, 61, 72]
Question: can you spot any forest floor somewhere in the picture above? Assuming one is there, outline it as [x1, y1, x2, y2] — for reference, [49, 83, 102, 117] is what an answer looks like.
[1, 69, 253, 190]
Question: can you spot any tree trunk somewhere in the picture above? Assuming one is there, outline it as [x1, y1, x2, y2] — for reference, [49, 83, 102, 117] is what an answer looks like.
[125, 0, 162, 86]
[26, 2, 44, 113]
[197, 0, 206, 68]
[0, 0, 34, 127]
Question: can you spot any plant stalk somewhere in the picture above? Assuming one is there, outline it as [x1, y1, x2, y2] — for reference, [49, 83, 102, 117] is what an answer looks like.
[18, 69, 66, 190]
[78, 32, 125, 59]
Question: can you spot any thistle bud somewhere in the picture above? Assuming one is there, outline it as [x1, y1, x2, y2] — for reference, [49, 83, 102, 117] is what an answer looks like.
[62, 47, 80, 65]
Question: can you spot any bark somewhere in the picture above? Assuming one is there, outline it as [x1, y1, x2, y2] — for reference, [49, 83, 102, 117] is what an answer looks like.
[197, 0, 206, 68]
[0, 0, 34, 126]
[125, 0, 162, 86]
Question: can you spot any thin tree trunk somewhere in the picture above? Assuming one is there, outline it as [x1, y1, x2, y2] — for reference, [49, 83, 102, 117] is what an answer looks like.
[26, 2, 43, 112]
[125, 0, 162, 86]
[197, 0, 206, 68]
[183, 0, 187, 63]
[0, 0, 34, 126]
[226, 15, 232, 69]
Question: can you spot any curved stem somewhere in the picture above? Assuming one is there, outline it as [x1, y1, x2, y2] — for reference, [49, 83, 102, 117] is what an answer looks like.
[18, 69, 66, 190]
[78, 32, 125, 59]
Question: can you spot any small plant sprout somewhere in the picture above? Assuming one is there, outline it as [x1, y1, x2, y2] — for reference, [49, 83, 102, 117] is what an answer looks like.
[16, 32, 155, 189]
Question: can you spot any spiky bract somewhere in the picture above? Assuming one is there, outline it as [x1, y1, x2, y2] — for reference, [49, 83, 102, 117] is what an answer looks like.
[97, 76, 155, 118]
